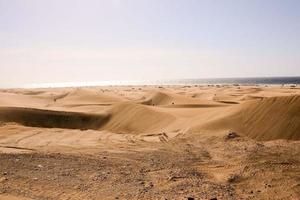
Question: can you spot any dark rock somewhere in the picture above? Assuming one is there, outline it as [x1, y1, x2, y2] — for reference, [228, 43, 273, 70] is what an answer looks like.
[227, 174, 239, 182]
[226, 131, 239, 139]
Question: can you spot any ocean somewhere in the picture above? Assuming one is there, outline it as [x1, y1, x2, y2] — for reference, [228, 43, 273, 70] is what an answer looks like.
[161, 76, 300, 85]
[18, 76, 300, 88]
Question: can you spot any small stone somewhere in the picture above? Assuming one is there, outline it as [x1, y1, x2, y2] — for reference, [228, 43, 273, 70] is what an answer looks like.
[227, 174, 239, 183]
[168, 176, 177, 181]
[139, 181, 145, 185]
[145, 182, 154, 188]
[2, 172, 7, 175]
[33, 178, 38, 181]
[226, 131, 239, 139]
[74, 185, 80, 190]
[0, 177, 8, 182]
[37, 164, 43, 168]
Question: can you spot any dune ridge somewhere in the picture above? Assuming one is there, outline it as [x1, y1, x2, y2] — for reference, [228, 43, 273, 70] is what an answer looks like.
[0, 107, 110, 130]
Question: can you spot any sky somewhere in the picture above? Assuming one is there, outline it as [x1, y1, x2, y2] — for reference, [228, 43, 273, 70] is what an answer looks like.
[0, 0, 300, 87]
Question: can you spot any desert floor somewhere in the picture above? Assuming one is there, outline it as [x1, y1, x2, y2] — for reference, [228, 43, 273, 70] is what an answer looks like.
[0, 85, 299, 200]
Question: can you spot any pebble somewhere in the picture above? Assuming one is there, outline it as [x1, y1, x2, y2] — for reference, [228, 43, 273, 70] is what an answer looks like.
[0, 177, 8, 182]
[226, 131, 239, 139]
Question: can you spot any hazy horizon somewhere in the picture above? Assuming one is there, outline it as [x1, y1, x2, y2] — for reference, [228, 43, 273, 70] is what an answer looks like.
[1, 0, 300, 87]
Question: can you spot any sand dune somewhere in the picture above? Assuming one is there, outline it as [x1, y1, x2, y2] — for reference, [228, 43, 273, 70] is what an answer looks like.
[55, 88, 123, 105]
[200, 95, 300, 140]
[141, 91, 176, 105]
[140, 91, 224, 107]
[103, 102, 176, 134]
[1, 89, 299, 140]
[0, 91, 50, 108]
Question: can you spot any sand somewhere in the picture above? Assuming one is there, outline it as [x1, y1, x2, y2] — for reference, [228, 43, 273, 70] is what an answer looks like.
[0, 85, 299, 200]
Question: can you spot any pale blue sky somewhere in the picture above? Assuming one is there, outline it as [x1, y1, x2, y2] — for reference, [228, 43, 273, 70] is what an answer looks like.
[0, 0, 300, 87]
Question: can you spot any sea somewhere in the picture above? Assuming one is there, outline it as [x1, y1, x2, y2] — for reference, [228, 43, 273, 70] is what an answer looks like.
[14, 76, 300, 88]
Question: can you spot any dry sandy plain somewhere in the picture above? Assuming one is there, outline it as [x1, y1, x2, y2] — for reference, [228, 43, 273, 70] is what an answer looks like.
[0, 85, 299, 200]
